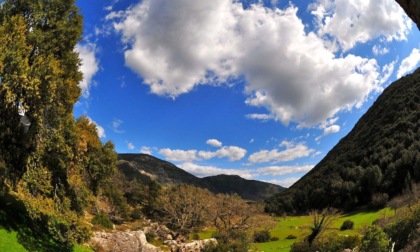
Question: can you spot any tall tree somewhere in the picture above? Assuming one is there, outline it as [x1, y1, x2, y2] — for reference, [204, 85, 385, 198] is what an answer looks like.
[0, 1, 116, 247]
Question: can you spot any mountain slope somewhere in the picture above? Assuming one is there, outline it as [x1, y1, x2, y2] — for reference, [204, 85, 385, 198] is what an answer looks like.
[117, 154, 284, 201]
[265, 68, 420, 213]
[201, 174, 285, 201]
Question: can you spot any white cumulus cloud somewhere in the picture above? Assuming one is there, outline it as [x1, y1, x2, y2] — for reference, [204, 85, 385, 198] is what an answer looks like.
[198, 146, 247, 161]
[265, 177, 301, 188]
[206, 139, 223, 147]
[140, 146, 153, 155]
[311, 0, 412, 52]
[75, 43, 99, 98]
[158, 148, 199, 163]
[257, 165, 313, 176]
[86, 116, 106, 138]
[397, 48, 420, 78]
[108, 0, 386, 127]
[248, 142, 314, 164]
[179, 162, 255, 179]
[126, 141, 135, 150]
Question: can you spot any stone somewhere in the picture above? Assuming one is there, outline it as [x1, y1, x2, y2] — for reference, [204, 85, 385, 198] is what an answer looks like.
[90, 230, 162, 252]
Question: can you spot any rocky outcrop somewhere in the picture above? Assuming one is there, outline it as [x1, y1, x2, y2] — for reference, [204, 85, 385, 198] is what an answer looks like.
[143, 222, 179, 242]
[164, 238, 218, 252]
[396, 0, 420, 29]
[91, 230, 162, 252]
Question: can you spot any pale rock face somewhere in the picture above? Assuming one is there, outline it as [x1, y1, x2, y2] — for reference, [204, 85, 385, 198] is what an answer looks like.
[396, 0, 420, 29]
[90, 230, 162, 252]
[176, 239, 218, 252]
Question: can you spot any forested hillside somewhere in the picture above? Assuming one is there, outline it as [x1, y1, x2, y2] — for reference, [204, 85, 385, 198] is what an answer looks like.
[266, 68, 420, 214]
[117, 154, 284, 201]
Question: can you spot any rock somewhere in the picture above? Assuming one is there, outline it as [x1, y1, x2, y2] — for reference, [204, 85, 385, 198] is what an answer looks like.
[395, 0, 420, 29]
[143, 222, 178, 242]
[90, 230, 162, 252]
[175, 238, 218, 252]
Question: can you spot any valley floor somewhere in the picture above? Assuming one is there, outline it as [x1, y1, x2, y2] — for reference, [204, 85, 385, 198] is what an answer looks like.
[251, 208, 392, 252]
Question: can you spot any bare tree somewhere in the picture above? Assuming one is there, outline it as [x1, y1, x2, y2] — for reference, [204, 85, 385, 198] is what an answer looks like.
[208, 194, 260, 237]
[307, 208, 339, 246]
[157, 184, 213, 235]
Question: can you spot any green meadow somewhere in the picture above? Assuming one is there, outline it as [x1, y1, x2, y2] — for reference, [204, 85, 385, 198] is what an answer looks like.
[0, 208, 392, 252]
[251, 208, 392, 252]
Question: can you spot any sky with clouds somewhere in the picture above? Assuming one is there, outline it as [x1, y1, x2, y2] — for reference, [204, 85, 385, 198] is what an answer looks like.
[74, 0, 420, 188]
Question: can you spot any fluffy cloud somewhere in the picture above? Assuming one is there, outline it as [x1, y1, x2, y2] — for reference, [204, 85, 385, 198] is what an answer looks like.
[265, 177, 301, 188]
[198, 146, 247, 161]
[206, 139, 223, 147]
[126, 142, 135, 150]
[248, 142, 314, 164]
[86, 116, 106, 138]
[179, 162, 255, 179]
[75, 43, 99, 98]
[311, 0, 412, 51]
[158, 148, 199, 162]
[109, 0, 388, 126]
[373, 45, 389, 56]
[397, 48, 420, 78]
[258, 165, 313, 176]
[140, 146, 152, 155]
[159, 145, 247, 163]
[112, 119, 124, 133]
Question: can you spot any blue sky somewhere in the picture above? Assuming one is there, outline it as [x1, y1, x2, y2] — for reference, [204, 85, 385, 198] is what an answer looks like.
[74, 0, 420, 187]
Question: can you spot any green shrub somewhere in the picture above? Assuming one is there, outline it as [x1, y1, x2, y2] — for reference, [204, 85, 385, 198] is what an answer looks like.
[192, 233, 200, 240]
[145, 232, 156, 243]
[91, 214, 113, 229]
[205, 231, 249, 252]
[361, 226, 389, 252]
[290, 232, 361, 252]
[130, 207, 143, 220]
[286, 234, 297, 239]
[253, 230, 270, 243]
[340, 220, 354, 230]
[270, 236, 279, 241]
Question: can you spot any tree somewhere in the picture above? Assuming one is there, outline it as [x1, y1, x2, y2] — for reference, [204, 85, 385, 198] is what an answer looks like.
[0, 1, 116, 247]
[307, 208, 338, 246]
[157, 184, 213, 235]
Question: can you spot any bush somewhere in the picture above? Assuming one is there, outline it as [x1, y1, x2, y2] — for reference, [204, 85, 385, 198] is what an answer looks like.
[130, 207, 143, 220]
[253, 230, 270, 243]
[340, 220, 354, 231]
[290, 232, 361, 252]
[270, 236, 280, 241]
[91, 213, 113, 229]
[145, 232, 156, 243]
[204, 231, 249, 252]
[286, 234, 297, 239]
[361, 226, 390, 252]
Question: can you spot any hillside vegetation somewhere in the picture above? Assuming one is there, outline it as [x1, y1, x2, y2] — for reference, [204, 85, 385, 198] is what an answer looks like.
[266, 68, 420, 214]
[118, 154, 284, 201]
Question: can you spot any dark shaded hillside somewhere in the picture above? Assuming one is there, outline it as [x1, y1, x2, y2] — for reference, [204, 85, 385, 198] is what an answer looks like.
[117, 154, 201, 186]
[117, 154, 284, 201]
[201, 174, 284, 201]
[266, 68, 420, 214]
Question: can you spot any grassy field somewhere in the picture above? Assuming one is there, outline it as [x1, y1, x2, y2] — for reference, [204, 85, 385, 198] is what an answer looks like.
[0, 228, 92, 252]
[0, 208, 392, 252]
[251, 208, 392, 252]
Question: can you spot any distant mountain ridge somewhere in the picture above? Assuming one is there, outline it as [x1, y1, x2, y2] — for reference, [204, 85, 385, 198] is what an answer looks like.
[117, 153, 284, 201]
[265, 67, 420, 213]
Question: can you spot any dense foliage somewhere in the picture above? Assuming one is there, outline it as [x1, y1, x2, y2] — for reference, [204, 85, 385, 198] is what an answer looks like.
[0, 0, 117, 248]
[266, 68, 420, 214]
